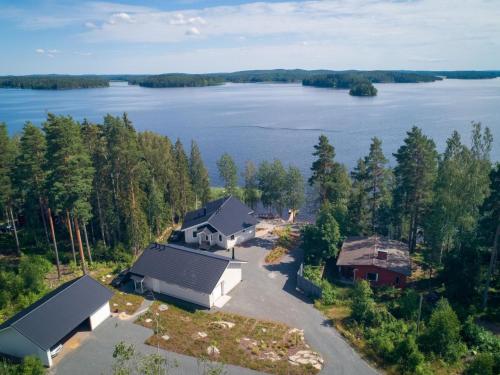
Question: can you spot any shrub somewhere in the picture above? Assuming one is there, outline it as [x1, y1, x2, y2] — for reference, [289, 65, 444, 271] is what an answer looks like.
[466, 353, 495, 375]
[396, 289, 421, 320]
[420, 298, 464, 362]
[302, 265, 323, 286]
[321, 282, 336, 305]
[19, 356, 45, 375]
[350, 280, 377, 325]
[366, 319, 409, 363]
[394, 335, 425, 374]
[462, 316, 500, 354]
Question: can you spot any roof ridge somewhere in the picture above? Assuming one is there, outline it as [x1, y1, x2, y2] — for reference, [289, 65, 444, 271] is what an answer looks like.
[153, 242, 234, 262]
[11, 275, 89, 328]
[208, 195, 232, 222]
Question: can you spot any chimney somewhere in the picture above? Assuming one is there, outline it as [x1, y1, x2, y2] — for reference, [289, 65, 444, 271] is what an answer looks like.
[377, 250, 388, 260]
[232, 247, 235, 260]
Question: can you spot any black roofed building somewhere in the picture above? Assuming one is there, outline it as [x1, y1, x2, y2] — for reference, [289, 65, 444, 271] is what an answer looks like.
[129, 243, 246, 308]
[181, 195, 258, 250]
[0, 275, 113, 367]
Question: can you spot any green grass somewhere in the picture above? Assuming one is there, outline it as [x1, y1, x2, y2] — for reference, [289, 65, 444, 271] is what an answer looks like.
[136, 301, 321, 375]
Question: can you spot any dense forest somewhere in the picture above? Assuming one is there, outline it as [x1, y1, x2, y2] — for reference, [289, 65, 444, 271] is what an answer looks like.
[0, 114, 499, 374]
[0, 75, 109, 90]
[300, 127, 499, 375]
[2, 70, 499, 91]
[127, 73, 224, 88]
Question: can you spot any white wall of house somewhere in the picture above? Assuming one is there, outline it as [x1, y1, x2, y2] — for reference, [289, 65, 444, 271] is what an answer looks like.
[184, 224, 256, 249]
[89, 302, 111, 330]
[0, 327, 52, 367]
[143, 276, 211, 307]
[209, 263, 242, 306]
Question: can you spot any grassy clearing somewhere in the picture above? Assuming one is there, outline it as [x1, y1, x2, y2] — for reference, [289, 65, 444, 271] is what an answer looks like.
[265, 246, 288, 264]
[110, 292, 144, 315]
[136, 302, 321, 375]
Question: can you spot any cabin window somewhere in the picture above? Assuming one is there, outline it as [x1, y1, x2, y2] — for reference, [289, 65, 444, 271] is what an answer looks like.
[193, 230, 197, 238]
[231, 235, 235, 240]
[219, 234, 222, 241]
[367, 273, 378, 282]
[395, 276, 400, 285]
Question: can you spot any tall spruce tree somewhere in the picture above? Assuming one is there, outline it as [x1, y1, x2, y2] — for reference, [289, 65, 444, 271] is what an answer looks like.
[393, 126, 438, 251]
[364, 137, 392, 234]
[348, 158, 370, 235]
[173, 139, 193, 219]
[189, 141, 211, 207]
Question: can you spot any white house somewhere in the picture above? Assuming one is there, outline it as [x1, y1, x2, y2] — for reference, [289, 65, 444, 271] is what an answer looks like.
[129, 243, 246, 308]
[0, 275, 113, 367]
[181, 196, 258, 249]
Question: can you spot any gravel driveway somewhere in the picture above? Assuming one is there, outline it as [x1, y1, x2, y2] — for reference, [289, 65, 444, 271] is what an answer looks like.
[216, 235, 378, 375]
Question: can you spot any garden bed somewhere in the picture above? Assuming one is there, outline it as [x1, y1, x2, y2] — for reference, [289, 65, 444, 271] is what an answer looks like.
[136, 302, 322, 374]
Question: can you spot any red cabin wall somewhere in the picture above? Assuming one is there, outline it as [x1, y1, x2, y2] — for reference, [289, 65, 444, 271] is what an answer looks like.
[342, 265, 407, 288]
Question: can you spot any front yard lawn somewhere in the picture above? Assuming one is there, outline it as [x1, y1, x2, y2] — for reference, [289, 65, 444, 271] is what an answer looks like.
[110, 291, 144, 315]
[136, 302, 322, 374]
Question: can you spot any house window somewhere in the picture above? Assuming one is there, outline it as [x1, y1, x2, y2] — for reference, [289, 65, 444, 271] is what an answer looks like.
[367, 273, 378, 282]
[395, 276, 400, 285]
[219, 234, 222, 241]
[193, 230, 197, 238]
[231, 235, 235, 240]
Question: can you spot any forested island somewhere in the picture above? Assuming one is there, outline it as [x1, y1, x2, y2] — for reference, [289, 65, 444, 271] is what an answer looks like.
[1, 70, 499, 91]
[127, 73, 225, 88]
[0, 75, 109, 90]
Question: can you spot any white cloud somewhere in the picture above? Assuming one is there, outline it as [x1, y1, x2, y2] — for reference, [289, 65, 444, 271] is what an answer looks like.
[84, 21, 97, 28]
[185, 26, 200, 36]
[74, 51, 93, 56]
[35, 48, 45, 54]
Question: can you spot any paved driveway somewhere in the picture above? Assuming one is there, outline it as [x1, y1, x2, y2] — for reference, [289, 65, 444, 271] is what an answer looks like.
[216, 235, 378, 375]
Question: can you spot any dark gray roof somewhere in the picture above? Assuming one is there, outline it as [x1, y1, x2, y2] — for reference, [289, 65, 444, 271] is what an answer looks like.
[0, 275, 113, 350]
[181, 196, 258, 236]
[129, 243, 238, 294]
[336, 236, 411, 276]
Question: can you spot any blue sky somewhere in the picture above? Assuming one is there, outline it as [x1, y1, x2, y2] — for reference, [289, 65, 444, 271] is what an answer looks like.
[1, 0, 499, 74]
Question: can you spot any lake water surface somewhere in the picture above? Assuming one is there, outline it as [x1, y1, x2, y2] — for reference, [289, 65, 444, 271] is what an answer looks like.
[1, 79, 499, 184]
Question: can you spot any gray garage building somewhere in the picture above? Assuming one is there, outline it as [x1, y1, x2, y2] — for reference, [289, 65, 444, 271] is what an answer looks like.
[0, 275, 113, 367]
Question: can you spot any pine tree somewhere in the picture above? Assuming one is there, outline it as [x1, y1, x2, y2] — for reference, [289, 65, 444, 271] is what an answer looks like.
[217, 153, 238, 196]
[43, 114, 94, 271]
[348, 158, 370, 235]
[393, 127, 438, 251]
[14, 123, 50, 245]
[189, 141, 211, 207]
[364, 137, 392, 234]
[286, 166, 305, 220]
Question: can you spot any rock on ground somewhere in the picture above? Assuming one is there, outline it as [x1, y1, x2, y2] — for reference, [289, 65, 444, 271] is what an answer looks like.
[210, 320, 235, 329]
[158, 304, 169, 311]
[207, 345, 220, 356]
[288, 350, 324, 370]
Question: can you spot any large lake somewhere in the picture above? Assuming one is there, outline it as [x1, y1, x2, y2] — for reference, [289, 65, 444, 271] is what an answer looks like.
[1, 79, 499, 184]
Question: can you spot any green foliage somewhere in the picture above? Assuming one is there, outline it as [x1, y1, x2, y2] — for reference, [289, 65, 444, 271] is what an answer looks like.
[189, 141, 211, 207]
[242, 161, 259, 209]
[0, 356, 45, 375]
[301, 203, 341, 264]
[302, 265, 323, 285]
[0, 75, 108, 90]
[321, 282, 336, 305]
[217, 153, 238, 196]
[350, 280, 377, 325]
[0, 122, 14, 213]
[392, 126, 438, 251]
[394, 289, 421, 321]
[462, 317, 500, 354]
[128, 73, 224, 88]
[349, 81, 377, 96]
[465, 352, 499, 375]
[420, 298, 464, 362]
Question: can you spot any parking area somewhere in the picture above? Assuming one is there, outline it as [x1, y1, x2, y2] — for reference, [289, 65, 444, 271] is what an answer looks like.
[213, 234, 378, 375]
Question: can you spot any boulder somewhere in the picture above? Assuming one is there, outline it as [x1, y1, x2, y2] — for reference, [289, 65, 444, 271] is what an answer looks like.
[158, 304, 169, 312]
[288, 350, 323, 370]
[210, 320, 235, 329]
[161, 334, 170, 341]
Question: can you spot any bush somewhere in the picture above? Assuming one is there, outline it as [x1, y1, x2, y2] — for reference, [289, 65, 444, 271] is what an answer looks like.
[420, 298, 464, 362]
[350, 280, 377, 325]
[302, 265, 323, 286]
[462, 316, 500, 353]
[321, 282, 336, 305]
[396, 289, 421, 320]
[466, 353, 495, 375]
[19, 356, 45, 375]
[394, 335, 425, 374]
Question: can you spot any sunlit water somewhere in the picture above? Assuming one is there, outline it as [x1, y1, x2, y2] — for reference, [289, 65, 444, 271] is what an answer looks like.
[1, 79, 499, 184]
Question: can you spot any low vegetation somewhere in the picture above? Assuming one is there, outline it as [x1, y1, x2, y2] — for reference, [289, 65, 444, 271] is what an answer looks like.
[137, 302, 321, 374]
[265, 225, 300, 264]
